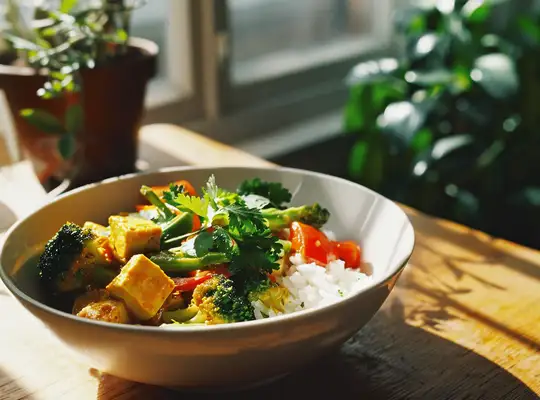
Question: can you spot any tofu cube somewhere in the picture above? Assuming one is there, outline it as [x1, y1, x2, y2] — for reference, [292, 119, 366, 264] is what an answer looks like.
[106, 254, 175, 320]
[109, 215, 162, 262]
[77, 299, 131, 324]
[83, 221, 109, 237]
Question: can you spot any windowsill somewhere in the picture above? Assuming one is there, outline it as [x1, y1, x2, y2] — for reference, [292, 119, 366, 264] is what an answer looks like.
[144, 78, 190, 109]
[232, 35, 389, 85]
[235, 108, 345, 159]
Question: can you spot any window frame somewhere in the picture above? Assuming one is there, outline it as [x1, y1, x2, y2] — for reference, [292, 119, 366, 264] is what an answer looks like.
[141, 0, 207, 125]
[143, 0, 399, 146]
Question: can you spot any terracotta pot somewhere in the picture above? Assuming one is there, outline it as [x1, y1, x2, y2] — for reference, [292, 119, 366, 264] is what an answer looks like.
[0, 37, 158, 189]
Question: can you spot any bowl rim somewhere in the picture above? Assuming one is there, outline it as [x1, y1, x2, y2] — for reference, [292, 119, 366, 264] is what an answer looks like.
[0, 165, 415, 334]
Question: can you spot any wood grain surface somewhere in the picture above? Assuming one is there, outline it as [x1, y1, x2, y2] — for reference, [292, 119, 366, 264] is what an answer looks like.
[0, 123, 538, 400]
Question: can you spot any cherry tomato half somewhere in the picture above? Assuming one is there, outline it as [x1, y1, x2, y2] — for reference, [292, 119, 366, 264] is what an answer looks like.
[333, 240, 362, 269]
[289, 222, 336, 266]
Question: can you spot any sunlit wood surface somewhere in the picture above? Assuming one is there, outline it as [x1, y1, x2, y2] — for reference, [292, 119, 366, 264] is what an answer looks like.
[0, 123, 538, 399]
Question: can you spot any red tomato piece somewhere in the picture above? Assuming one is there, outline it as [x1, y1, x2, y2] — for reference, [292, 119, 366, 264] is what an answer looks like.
[334, 240, 362, 269]
[151, 179, 198, 199]
[211, 264, 231, 278]
[289, 222, 336, 266]
[191, 214, 202, 232]
[172, 274, 213, 292]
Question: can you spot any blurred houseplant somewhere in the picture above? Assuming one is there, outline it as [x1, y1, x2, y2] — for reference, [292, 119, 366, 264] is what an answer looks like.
[343, 0, 540, 249]
[0, 0, 157, 190]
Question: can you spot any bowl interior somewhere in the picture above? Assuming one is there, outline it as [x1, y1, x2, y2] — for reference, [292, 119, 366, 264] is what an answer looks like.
[0, 166, 414, 312]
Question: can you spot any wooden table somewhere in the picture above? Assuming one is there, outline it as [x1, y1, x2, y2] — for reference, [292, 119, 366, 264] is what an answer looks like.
[1, 124, 539, 400]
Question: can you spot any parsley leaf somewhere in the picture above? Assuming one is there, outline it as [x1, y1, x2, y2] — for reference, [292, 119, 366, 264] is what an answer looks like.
[204, 176, 283, 278]
[174, 193, 209, 218]
[237, 178, 292, 209]
[194, 231, 213, 256]
[212, 227, 239, 256]
[162, 183, 185, 207]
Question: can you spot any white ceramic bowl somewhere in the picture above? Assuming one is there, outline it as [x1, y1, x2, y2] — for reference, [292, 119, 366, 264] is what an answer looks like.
[0, 166, 414, 390]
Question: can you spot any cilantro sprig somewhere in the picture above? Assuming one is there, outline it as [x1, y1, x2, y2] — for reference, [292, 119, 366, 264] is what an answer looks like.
[171, 175, 283, 278]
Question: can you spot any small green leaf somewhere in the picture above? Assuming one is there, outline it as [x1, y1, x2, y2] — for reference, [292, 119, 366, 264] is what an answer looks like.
[472, 53, 518, 99]
[431, 134, 474, 160]
[103, 29, 129, 44]
[518, 17, 540, 44]
[405, 69, 455, 86]
[362, 137, 384, 190]
[345, 58, 399, 86]
[521, 188, 540, 206]
[476, 139, 504, 168]
[372, 83, 406, 110]
[379, 101, 428, 145]
[65, 104, 84, 134]
[116, 29, 128, 42]
[413, 33, 440, 58]
[20, 109, 65, 135]
[348, 137, 384, 190]
[348, 140, 369, 179]
[411, 128, 433, 152]
[194, 231, 214, 257]
[408, 14, 426, 34]
[462, 1, 490, 23]
[344, 86, 365, 133]
[41, 26, 59, 37]
[60, 0, 79, 13]
[3, 34, 41, 51]
[58, 133, 76, 159]
[175, 193, 209, 218]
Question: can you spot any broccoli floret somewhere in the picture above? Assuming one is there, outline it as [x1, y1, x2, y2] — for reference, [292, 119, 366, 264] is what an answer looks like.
[237, 178, 292, 209]
[245, 275, 289, 314]
[261, 203, 330, 231]
[38, 222, 115, 292]
[189, 275, 255, 324]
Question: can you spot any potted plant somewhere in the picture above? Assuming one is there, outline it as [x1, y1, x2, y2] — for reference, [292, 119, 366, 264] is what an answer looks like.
[0, 0, 158, 190]
[343, 0, 540, 249]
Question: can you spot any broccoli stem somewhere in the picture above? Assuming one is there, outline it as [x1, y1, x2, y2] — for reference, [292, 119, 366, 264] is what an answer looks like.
[262, 203, 330, 231]
[278, 239, 292, 257]
[140, 185, 195, 247]
[140, 185, 175, 220]
[162, 305, 200, 324]
[149, 252, 231, 273]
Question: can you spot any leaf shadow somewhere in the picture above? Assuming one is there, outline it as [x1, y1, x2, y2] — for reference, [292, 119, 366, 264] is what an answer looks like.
[93, 296, 538, 400]
[0, 367, 36, 399]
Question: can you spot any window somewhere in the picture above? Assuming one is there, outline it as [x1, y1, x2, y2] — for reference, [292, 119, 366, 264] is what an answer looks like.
[177, 0, 395, 147]
[132, 0, 203, 122]
[1, 1, 397, 152]
[229, 0, 386, 84]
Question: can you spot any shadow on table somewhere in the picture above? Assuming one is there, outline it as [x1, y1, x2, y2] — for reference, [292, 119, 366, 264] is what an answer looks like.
[94, 299, 538, 400]
[406, 211, 540, 283]
[0, 367, 35, 399]
[404, 211, 540, 354]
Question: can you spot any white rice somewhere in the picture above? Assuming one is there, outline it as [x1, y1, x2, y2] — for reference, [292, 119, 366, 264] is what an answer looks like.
[252, 234, 372, 319]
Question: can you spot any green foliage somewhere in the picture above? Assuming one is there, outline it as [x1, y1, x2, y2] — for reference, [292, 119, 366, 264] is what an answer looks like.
[19, 105, 83, 160]
[237, 178, 293, 209]
[2, 1, 148, 164]
[19, 109, 65, 134]
[344, 0, 540, 249]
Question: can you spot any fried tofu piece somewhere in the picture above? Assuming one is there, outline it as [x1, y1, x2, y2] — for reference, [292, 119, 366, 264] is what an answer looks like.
[108, 215, 162, 262]
[77, 299, 131, 324]
[83, 221, 109, 237]
[106, 254, 175, 320]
